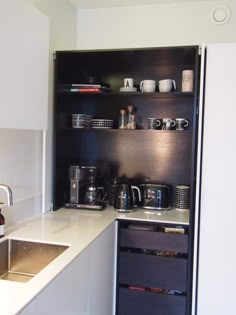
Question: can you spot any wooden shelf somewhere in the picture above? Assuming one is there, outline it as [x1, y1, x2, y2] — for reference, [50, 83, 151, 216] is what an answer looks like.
[57, 90, 194, 98]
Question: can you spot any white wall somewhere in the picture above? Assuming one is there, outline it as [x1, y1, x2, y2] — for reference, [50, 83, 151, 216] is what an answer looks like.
[0, 0, 77, 229]
[29, 0, 77, 51]
[0, 129, 43, 227]
[76, 0, 236, 49]
[28, 0, 77, 214]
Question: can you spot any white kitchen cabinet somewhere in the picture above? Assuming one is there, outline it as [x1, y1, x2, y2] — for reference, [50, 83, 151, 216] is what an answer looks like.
[36, 222, 116, 315]
[37, 248, 89, 315]
[88, 221, 117, 315]
[0, 4, 49, 130]
[19, 300, 37, 315]
[196, 43, 236, 315]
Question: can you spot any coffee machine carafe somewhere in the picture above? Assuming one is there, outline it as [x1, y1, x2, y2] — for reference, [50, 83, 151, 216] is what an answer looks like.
[66, 165, 105, 210]
[81, 167, 104, 205]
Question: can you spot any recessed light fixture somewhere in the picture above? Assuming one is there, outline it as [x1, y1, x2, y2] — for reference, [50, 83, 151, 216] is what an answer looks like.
[211, 5, 231, 25]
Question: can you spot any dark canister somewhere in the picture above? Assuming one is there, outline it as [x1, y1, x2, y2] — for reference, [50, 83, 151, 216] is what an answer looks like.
[140, 183, 171, 210]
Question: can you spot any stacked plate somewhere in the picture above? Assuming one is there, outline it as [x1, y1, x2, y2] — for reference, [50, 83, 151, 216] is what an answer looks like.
[119, 87, 137, 92]
[91, 119, 113, 129]
[72, 114, 93, 128]
[175, 185, 190, 211]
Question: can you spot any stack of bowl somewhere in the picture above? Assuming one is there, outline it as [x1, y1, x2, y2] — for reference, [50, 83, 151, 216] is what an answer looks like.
[91, 119, 113, 129]
[72, 114, 93, 128]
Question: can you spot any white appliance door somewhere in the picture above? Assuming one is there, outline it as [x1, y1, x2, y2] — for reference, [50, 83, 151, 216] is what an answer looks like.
[197, 43, 236, 315]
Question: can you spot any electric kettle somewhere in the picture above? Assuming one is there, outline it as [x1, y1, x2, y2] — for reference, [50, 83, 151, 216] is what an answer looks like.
[113, 178, 141, 212]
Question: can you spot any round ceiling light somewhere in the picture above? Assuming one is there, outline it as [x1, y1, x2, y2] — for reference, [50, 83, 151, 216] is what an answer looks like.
[211, 5, 231, 24]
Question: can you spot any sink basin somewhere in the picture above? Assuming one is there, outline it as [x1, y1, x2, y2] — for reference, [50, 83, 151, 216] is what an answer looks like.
[0, 239, 69, 283]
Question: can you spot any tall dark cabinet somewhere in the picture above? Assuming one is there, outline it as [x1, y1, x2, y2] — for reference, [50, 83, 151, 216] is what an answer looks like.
[53, 46, 200, 315]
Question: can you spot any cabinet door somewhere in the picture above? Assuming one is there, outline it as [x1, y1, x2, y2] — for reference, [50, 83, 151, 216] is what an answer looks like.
[197, 43, 236, 315]
[88, 221, 117, 315]
[119, 287, 186, 315]
[37, 249, 89, 315]
[119, 252, 187, 291]
[0, 5, 49, 129]
[19, 300, 37, 315]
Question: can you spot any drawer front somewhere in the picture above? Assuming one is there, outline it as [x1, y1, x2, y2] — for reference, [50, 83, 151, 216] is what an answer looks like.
[120, 228, 188, 253]
[118, 287, 186, 315]
[119, 252, 187, 291]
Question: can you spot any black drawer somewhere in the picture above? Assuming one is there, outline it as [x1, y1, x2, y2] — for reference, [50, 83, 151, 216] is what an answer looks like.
[120, 228, 188, 253]
[119, 252, 187, 291]
[118, 287, 186, 315]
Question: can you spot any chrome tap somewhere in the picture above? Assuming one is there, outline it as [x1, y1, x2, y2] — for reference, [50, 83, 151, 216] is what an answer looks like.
[0, 184, 13, 206]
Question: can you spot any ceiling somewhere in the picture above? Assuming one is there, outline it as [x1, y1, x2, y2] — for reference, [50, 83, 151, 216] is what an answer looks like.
[68, 0, 215, 9]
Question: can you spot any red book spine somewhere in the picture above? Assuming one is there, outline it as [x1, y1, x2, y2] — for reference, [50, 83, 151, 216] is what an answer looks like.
[70, 88, 101, 93]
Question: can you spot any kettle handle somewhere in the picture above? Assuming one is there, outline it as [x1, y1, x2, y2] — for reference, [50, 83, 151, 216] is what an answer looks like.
[131, 186, 142, 204]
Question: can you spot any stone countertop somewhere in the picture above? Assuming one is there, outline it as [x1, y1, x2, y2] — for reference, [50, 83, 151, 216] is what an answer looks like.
[0, 207, 189, 315]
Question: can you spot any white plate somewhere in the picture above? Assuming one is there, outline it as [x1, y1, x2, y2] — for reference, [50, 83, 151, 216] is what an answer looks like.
[119, 87, 137, 92]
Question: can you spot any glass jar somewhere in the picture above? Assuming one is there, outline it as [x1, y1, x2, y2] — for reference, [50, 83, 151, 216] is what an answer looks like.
[127, 105, 136, 129]
[119, 109, 127, 129]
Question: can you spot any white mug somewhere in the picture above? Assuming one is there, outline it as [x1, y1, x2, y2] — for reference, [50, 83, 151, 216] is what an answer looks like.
[124, 78, 134, 88]
[159, 79, 176, 93]
[182, 70, 194, 92]
[140, 80, 156, 93]
[175, 118, 189, 130]
[162, 118, 176, 130]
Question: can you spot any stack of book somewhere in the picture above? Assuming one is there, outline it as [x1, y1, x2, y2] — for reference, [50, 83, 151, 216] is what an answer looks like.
[60, 84, 111, 93]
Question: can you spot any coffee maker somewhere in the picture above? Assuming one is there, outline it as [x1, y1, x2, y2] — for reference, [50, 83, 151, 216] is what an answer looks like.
[65, 165, 105, 210]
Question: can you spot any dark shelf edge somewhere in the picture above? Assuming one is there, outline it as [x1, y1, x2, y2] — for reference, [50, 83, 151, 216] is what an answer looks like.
[56, 91, 194, 98]
[58, 128, 193, 133]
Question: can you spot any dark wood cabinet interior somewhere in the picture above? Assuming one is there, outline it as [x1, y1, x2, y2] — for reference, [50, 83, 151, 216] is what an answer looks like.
[53, 46, 200, 211]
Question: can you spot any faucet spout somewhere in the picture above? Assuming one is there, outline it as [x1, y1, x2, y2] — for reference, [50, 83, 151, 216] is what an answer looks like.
[0, 184, 13, 206]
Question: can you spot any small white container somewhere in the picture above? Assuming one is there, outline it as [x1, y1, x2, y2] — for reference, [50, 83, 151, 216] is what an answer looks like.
[182, 70, 194, 92]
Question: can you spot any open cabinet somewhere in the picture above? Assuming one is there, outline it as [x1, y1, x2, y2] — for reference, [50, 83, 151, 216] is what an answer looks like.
[53, 46, 201, 314]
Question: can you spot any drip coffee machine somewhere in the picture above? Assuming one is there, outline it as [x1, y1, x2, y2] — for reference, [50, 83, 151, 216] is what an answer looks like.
[65, 165, 105, 210]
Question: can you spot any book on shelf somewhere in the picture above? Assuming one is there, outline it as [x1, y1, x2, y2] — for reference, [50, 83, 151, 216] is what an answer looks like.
[70, 84, 102, 88]
[59, 83, 111, 93]
[70, 87, 101, 93]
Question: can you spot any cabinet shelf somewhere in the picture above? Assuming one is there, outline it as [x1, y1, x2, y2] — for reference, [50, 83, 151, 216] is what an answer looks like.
[57, 90, 194, 98]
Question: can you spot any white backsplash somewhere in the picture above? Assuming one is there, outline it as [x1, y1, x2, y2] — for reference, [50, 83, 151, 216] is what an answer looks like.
[0, 129, 43, 228]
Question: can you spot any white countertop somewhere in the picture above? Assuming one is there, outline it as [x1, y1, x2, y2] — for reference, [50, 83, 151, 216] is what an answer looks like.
[0, 207, 189, 315]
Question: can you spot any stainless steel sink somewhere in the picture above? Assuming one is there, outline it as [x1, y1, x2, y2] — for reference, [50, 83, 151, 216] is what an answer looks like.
[0, 239, 69, 283]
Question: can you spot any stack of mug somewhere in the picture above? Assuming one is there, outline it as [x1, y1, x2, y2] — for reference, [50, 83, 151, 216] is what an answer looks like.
[147, 118, 189, 130]
[120, 71, 194, 94]
[120, 78, 177, 93]
[175, 185, 190, 211]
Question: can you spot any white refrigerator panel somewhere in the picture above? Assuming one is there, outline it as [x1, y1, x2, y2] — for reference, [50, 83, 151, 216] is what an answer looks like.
[197, 43, 236, 314]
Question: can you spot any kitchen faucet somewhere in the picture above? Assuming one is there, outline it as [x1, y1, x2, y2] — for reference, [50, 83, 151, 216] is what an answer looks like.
[0, 184, 13, 206]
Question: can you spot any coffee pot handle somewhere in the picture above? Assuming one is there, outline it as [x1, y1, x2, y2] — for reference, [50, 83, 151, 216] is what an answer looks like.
[97, 187, 105, 201]
[140, 81, 144, 92]
[131, 186, 142, 204]
[172, 80, 176, 90]
[184, 119, 189, 127]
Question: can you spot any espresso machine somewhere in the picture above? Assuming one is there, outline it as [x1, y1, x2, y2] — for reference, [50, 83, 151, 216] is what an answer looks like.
[65, 165, 106, 210]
